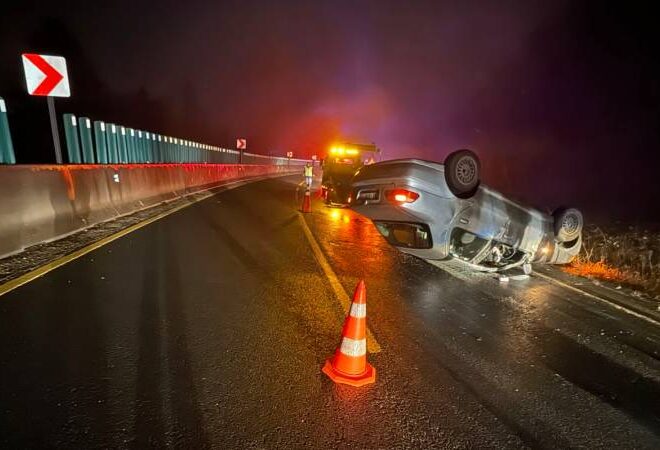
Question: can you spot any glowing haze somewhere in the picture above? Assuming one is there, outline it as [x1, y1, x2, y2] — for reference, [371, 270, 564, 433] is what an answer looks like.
[1, 0, 659, 219]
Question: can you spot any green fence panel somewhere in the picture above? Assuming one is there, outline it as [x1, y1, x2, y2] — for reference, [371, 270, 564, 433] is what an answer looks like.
[106, 124, 119, 163]
[151, 133, 158, 162]
[171, 137, 176, 162]
[144, 131, 150, 162]
[155, 134, 160, 162]
[126, 127, 134, 162]
[155, 135, 162, 163]
[131, 129, 139, 163]
[163, 136, 169, 162]
[143, 132, 150, 162]
[142, 133, 148, 162]
[132, 129, 139, 163]
[63, 114, 82, 164]
[157, 135, 162, 162]
[117, 126, 128, 163]
[135, 130, 144, 162]
[160, 136, 166, 162]
[93, 121, 108, 164]
[79, 117, 95, 163]
[0, 97, 16, 164]
[143, 130, 149, 162]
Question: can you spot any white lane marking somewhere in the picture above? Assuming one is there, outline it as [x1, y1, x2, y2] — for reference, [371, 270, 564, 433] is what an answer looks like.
[428, 257, 659, 328]
[534, 271, 660, 327]
[297, 214, 381, 353]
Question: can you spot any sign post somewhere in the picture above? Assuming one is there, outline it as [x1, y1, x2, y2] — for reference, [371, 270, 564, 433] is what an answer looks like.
[21, 53, 71, 164]
[47, 97, 63, 163]
[236, 138, 246, 164]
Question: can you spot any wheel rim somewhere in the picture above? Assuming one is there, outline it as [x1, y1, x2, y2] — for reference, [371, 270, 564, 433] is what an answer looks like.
[562, 213, 580, 234]
[455, 156, 477, 186]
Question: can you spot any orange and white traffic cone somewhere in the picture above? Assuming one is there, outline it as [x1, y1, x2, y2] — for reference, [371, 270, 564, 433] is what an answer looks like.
[301, 187, 312, 213]
[322, 280, 376, 387]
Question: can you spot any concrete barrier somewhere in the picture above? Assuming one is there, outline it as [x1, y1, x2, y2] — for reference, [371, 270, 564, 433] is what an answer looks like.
[0, 163, 299, 257]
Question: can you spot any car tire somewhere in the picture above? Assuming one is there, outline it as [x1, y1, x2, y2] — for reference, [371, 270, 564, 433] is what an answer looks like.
[553, 207, 583, 243]
[444, 149, 481, 198]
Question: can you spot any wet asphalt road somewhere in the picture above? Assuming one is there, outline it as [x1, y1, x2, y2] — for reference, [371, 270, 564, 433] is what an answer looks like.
[1, 175, 659, 449]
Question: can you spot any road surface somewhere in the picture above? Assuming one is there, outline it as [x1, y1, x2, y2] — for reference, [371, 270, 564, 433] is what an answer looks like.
[1, 175, 659, 448]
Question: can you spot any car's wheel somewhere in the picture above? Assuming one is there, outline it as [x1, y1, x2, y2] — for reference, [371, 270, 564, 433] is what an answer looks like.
[444, 149, 481, 198]
[553, 207, 583, 243]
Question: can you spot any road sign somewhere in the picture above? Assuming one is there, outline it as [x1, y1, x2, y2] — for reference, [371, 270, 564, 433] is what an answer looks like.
[21, 54, 70, 97]
[287, 151, 293, 158]
[311, 155, 317, 160]
[236, 138, 246, 150]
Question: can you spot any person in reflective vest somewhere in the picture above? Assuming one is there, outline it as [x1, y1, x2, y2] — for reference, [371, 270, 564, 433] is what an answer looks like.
[304, 162, 313, 188]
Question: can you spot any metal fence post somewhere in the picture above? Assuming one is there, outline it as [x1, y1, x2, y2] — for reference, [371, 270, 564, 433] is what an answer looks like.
[79, 117, 95, 163]
[63, 114, 82, 163]
[0, 97, 16, 164]
[93, 121, 108, 163]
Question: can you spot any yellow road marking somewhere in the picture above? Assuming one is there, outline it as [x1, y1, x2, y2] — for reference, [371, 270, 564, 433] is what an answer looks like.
[0, 178, 259, 298]
[297, 213, 382, 353]
[534, 271, 660, 327]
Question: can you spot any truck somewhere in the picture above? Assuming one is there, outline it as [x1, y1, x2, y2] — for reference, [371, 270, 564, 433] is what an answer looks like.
[320, 142, 380, 205]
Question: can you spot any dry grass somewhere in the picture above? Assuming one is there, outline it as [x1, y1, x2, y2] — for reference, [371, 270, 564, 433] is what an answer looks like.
[561, 224, 660, 297]
[563, 260, 627, 281]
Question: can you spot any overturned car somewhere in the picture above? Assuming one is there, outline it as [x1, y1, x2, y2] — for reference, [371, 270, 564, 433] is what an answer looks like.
[350, 150, 583, 271]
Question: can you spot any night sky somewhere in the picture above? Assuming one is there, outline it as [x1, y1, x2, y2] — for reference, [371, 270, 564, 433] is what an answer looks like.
[1, 0, 659, 221]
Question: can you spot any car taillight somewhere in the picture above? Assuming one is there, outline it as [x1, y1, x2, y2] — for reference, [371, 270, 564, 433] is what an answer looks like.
[385, 189, 419, 204]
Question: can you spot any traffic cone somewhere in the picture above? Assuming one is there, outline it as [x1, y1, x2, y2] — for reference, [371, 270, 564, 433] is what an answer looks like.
[322, 280, 376, 387]
[301, 187, 312, 213]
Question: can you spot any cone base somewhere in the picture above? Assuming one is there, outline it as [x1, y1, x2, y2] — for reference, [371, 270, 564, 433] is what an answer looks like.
[322, 359, 376, 387]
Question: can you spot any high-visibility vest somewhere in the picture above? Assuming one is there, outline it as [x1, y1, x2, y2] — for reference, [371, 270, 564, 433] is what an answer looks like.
[304, 166, 313, 177]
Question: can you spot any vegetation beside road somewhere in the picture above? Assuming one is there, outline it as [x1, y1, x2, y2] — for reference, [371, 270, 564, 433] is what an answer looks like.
[562, 224, 660, 299]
